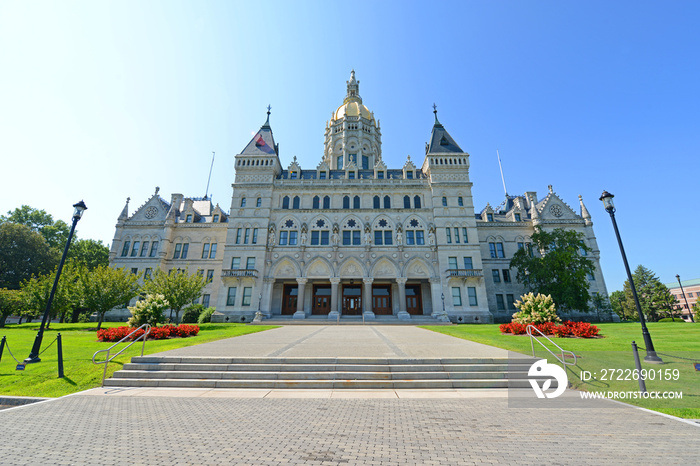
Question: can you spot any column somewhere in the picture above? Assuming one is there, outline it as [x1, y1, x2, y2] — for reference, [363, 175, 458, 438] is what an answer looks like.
[362, 278, 375, 320]
[261, 277, 274, 317]
[396, 277, 410, 320]
[328, 278, 341, 320]
[430, 277, 450, 322]
[293, 278, 307, 319]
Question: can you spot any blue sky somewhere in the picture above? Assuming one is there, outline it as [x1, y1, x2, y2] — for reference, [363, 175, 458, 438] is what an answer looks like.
[1, 1, 698, 292]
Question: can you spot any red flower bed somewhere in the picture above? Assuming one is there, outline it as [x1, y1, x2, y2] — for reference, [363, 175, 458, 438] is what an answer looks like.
[97, 324, 200, 342]
[499, 321, 600, 338]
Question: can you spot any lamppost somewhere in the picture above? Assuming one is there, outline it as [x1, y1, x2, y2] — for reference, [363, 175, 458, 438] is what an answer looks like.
[599, 191, 662, 363]
[25, 201, 87, 364]
[441, 292, 445, 314]
[676, 274, 695, 323]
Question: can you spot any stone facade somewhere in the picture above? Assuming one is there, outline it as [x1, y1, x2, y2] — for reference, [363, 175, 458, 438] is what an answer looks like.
[109, 71, 609, 323]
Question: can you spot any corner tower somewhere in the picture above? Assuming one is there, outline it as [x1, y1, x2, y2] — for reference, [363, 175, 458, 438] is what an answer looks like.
[323, 70, 382, 170]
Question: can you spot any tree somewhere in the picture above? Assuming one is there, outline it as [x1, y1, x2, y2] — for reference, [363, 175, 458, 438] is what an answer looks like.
[0, 223, 59, 289]
[0, 288, 27, 328]
[127, 294, 168, 327]
[512, 293, 560, 324]
[78, 265, 141, 330]
[591, 292, 612, 322]
[509, 227, 596, 313]
[622, 265, 676, 322]
[21, 263, 80, 328]
[0, 205, 70, 251]
[142, 269, 207, 323]
[610, 289, 636, 321]
[68, 239, 110, 270]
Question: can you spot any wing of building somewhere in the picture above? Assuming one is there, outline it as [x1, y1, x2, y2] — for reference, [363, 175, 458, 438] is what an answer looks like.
[110, 71, 609, 323]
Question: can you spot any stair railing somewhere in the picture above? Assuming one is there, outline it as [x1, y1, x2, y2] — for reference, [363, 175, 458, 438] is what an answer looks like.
[92, 324, 151, 386]
[526, 324, 577, 369]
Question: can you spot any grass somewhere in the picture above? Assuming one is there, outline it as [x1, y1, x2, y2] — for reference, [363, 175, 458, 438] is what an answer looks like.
[423, 322, 700, 419]
[0, 322, 278, 398]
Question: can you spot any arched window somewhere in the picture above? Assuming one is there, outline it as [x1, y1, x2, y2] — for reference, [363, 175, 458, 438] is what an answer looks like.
[414, 195, 421, 209]
[353, 195, 360, 209]
[403, 195, 411, 209]
[282, 196, 290, 209]
[256, 197, 262, 207]
[313, 196, 320, 209]
[373, 196, 380, 209]
[384, 195, 391, 209]
[442, 197, 447, 207]
[292, 196, 300, 209]
[343, 196, 350, 209]
[323, 196, 331, 209]
[240, 197, 246, 207]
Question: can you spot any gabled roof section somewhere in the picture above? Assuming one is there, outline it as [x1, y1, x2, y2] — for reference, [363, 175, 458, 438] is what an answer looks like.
[426, 107, 463, 154]
[240, 110, 278, 156]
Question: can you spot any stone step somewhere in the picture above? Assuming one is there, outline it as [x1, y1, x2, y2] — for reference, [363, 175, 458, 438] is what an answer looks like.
[103, 378, 540, 390]
[108, 356, 543, 390]
[122, 362, 534, 373]
[112, 370, 532, 381]
[130, 356, 537, 365]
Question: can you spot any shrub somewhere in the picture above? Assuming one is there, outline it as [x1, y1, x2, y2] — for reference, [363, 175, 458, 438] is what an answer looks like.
[181, 304, 206, 323]
[568, 321, 600, 338]
[96, 324, 200, 342]
[533, 322, 557, 335]
[512, 293, 561, 325]
[198, 307, 216, 324]
[127, 294, 169, 327]
[499, 323, 512, 334]
[551, 325, 571, 338]
[657, 317, 685, 322]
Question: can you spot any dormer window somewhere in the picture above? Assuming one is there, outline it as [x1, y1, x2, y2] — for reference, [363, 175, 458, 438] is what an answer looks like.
[515, 213, 521, 222]
[348, 171, 355, 179]
[377, 171, 384, 179]
[487, 213, 494, 222]
[213, 214, 219, 223]
[290, 171, 298, 179]
[186, 214, 193, 223]
[406, 171, 413, 179]
[440, 136, 449, 146]
[319, 171, 327, 179]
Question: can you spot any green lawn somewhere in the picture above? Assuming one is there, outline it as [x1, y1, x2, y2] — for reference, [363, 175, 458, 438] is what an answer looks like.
[423, 322, 700, 419]
[0, 322, 278, 398]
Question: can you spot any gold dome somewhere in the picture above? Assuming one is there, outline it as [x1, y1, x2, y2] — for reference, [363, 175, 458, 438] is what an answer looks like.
[333, 100, 374, 122]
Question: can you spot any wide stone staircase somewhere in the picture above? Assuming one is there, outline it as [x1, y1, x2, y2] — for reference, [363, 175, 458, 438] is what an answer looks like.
[104, 356, 540, 389]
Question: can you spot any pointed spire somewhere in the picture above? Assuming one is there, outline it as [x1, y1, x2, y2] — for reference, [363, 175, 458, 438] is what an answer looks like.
[262, 105, 271, 128]
[432, 103, 441, 126]
[579, 195, 592, 225]
[118, 197, 130, 221]
[345, 70, 361, 103]
[529, 194, 539, 219]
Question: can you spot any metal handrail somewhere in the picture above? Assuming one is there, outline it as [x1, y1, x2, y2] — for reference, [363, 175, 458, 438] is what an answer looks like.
[92, 324, 151, 386]
[526, 324, 577, 368]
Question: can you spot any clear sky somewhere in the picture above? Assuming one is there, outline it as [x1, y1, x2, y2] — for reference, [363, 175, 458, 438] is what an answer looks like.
[1, 0, 698, 292]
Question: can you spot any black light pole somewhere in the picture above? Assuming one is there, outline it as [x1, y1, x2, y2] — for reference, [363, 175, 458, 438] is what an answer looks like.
[441, 293, 445, 314]
[676, 274, 695, 323]
[25, 201, 87, 364]
[599, 191, 662, 363]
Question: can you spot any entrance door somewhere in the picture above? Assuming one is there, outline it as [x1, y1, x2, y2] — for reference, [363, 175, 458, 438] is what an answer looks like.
[405, 284, 422, 315]
[342, 285, 362, 315]
[372, 285, 392, 315]
[312, 284, 331, 315]
[281, 284, 298, 315]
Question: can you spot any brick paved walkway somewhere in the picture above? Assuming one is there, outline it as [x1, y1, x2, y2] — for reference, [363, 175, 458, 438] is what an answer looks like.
[1, 395, 698, 465]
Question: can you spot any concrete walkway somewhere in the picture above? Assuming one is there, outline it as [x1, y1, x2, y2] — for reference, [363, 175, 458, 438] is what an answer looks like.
[1, 325, 698, 465]
[150, 325, 520, 358]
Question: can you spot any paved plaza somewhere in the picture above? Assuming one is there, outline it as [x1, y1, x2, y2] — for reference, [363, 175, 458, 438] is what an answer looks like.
[1, 325, 698, 465]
